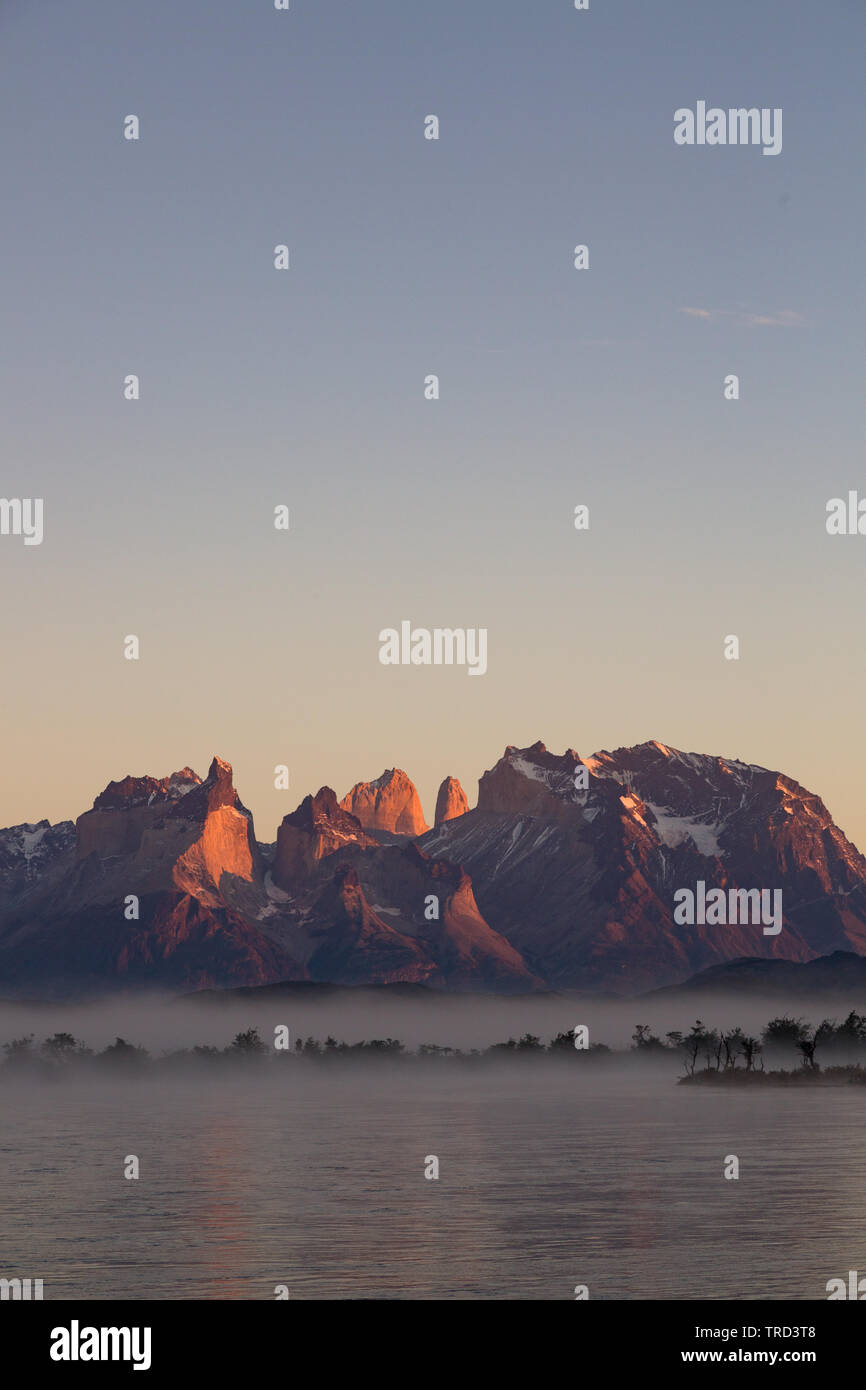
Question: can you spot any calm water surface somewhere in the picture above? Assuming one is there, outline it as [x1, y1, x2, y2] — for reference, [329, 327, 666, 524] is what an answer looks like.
[1, 1068, 863, 1299]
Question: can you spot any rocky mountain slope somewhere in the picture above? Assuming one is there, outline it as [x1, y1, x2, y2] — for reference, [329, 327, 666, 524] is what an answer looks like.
[420, 740, 866, 992]
[2, 739, 865, 997]
[0, 757, 300, 996]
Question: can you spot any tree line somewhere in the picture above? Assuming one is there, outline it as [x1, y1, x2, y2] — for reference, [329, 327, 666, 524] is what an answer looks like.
[1, 1011, 865, 1075]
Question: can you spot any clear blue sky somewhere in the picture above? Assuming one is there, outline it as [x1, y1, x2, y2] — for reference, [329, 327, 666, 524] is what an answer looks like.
[1, 0, 865, 848]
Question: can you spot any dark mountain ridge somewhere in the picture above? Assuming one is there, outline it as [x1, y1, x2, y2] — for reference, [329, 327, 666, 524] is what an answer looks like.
[2, 739, 864, 998]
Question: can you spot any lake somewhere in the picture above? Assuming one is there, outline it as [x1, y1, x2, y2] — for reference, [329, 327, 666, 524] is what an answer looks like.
[1, 1065, 860, 1299]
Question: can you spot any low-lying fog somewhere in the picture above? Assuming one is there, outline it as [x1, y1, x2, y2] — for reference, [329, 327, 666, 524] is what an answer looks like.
[0, 987, 862, 1054]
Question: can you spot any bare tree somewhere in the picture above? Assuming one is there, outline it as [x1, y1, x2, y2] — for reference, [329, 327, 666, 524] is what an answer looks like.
[797, 1031, 818, 1070]
[739, 1035, 761, 1072]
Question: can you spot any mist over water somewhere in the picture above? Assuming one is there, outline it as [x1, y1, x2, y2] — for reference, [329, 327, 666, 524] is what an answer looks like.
[2, 992, 866, 1300]
[0, 988, 857, 1055]
[2, 1066, 862, 1300]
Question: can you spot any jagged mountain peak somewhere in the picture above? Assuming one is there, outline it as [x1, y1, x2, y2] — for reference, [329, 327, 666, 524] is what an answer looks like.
[0, 819, 76, 901]
[434, 776, 469, 826]
[283, 786, 357, 832]
[166, 755, 250, 822]
[340, 768, 428, 837]
[5, 739, 866, 998]
[92, 766, 201, 811]
[371, 767, 405, 788]
[272, 787, 376, 885]
[478, 742, 586, 816]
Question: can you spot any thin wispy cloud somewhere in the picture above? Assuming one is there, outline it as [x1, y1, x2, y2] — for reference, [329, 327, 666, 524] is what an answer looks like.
[744, 310, 803, 327]
[679, 307, 803, 327]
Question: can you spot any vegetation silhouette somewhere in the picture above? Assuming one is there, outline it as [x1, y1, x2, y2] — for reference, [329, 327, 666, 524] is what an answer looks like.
[3, 1011, 866, 1084]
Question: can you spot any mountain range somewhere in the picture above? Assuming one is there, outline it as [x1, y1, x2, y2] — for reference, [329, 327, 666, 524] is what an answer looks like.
[2, 739, 866, 998]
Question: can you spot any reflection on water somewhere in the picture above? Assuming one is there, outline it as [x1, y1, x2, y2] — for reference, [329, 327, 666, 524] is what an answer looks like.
[1, 1067, 863, 1299]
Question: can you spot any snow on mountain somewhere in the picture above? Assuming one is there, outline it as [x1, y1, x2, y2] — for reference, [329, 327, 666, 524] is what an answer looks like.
[3, 738, 866, 996]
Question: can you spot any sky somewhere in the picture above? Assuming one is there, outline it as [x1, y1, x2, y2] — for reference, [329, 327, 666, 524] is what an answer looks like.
[1, 0, 865, 848]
